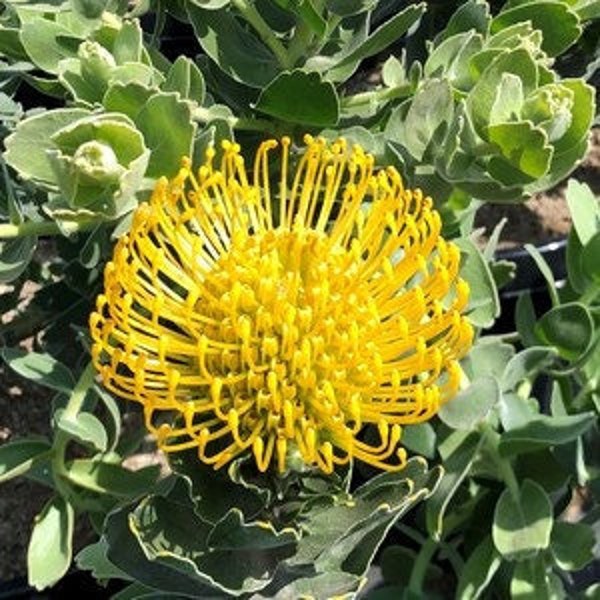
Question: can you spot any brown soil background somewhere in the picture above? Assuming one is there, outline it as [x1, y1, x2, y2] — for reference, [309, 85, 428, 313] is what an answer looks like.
[0, 129, 599, 585]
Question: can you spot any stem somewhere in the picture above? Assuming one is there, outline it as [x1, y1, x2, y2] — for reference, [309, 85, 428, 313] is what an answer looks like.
[232, 0, 292, 69]
[193, 107, 279, 135]
[480, 424, 520, 502]
[408, 537, 437, 595]
[51, 362, 96, 499]
[287, 20, 314, 67]
[341, 84, 413, 109]
[0, 218, 100, 240]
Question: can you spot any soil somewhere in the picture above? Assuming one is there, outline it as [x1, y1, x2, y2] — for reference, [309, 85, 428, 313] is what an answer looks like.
[0, 126, 598, 588]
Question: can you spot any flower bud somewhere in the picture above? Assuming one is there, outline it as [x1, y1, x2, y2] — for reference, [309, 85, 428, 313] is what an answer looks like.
[78, 40, 116, 86]
[72, 141, 123, 185]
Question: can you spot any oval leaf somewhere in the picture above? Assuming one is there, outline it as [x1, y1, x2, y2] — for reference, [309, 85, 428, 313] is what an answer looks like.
[499, 412, 595, 457]
[582, 231, 600, 284]
[65, 459, 160, 497]
[456, 535, 502, 600]
[135, 92, 196, 178]
[0, 235, 37, 283]
[0, 437, 51, 483]
[492, 479, 552, 560]
[28, 495, 74, 590]
[439, 375, 500, 430]
[566, 179, 599, 246]
[54, 408, 108, 452]
[1, 347, 75, 393]
[255, 69, 339, 127]
[534, 302, 594, 361]
[551, 521, 595, 571]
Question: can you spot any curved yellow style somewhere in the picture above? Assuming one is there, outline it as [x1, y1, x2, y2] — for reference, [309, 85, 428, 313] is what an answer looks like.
[90, 135, 473, 474]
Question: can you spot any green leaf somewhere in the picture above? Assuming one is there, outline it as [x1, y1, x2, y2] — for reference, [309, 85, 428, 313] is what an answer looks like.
[169, 450, 265, 523]
[332, 3, 426, 69]
[70, 0, 109, 19]
[454, 238, 500, 328]
[163, 56, 206, 105]
[111, 582, 165, 600]
[93, 384, 121, 452]
[65, 459, 160, 497]
[104, 486, 219, 597]
[392, 78, 454, 161]
[491, 2, 581, 57]
[487, 121, 552, 180]
[324, 0, 376, 16]
[264, 571, 363, 599]
[0, 235, 37, 283]
[502, 346, 558, 392]
[490, 73, 524, 125]
[400, 422, 436, 459]
[566, 179, 599, 246]
[526, 80, 594, 195]
[425, 31, 483, 91]
[524, 243, 559, 303]
[300, 459, 442, 575]
[126, 476, 287, 595]
[255, 69, 339, 127]
[515, 293, 541, 348]
[1, 347, 75, 393]
[574, 0, 600, 20]
[4, 108, 90, 185]
[0, 437, 51, 483]
[463, 338, 515, 379]
[380, 545, 416, 586]
[54, 409, 108, 452]
[426, 431, 482, 539]
[102, 81, 154, 120]
[290, 0, 327, 37]
[20, 18, 81, 74]
[135, 92, 196, 178]
[492, 479, 552, 560]
[551, 521, 595, 571]
[534, 302, 594, 361]
[187, 4, 280, 88]
[467, 48, 538, 134]
[582, 231, 600, 285]
[112, 20, 143, 64]
[439, 375, 500, 430]
[499, 393, 539, 431]
[207, 508, 298, 550]
[188, 0, 230, 8]
[516, 448, 569, 492]
[456, 535, 502, 600]
[76, 539, 131, 581]
[381, 55, 405, 88]
[28, 495, 74, 590]
[499, 412, 596, 457]
[510, 556, 562, 598]
[436, 0, 490, 42]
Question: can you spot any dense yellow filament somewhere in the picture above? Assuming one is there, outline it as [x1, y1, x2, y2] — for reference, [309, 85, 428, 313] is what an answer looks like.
[90, 136, 473, 474]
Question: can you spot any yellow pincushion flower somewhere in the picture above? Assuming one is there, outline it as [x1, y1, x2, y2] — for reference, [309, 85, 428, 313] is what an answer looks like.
[90, 136, 473, 474]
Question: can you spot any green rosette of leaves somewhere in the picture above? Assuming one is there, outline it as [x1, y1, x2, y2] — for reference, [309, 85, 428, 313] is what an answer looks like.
[391, 7, 595, 203]
[4, 110, 150, 220]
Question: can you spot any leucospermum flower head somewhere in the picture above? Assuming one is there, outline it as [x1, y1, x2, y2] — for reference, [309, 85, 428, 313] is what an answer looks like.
[90, 136, 473, 474]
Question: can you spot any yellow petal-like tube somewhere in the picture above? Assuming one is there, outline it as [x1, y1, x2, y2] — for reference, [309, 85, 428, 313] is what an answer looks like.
[90, 136, 473, 474]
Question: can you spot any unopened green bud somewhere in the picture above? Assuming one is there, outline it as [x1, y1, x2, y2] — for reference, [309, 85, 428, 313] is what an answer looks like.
[79, 40, 116, 85]
[72, 141, 123, 185]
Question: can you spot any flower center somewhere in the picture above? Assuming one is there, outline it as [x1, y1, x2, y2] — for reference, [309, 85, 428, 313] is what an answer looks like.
[202, 226, 382, 452]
